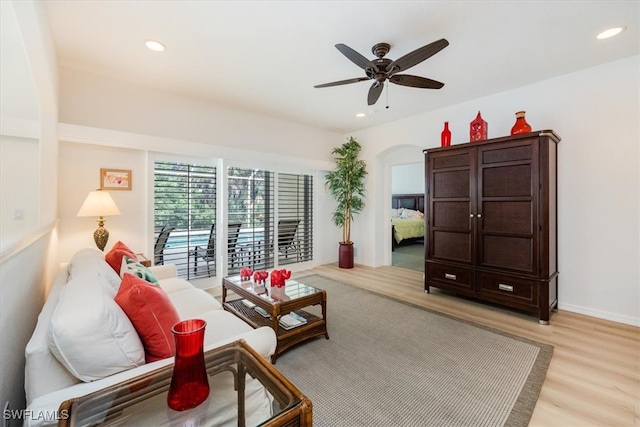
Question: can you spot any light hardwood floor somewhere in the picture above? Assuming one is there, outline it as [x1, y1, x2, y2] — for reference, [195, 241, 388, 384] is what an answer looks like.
[296, 263, 640, 427]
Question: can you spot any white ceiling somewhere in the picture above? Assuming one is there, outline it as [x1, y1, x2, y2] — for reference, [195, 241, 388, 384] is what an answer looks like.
[43, 1, 639, 134]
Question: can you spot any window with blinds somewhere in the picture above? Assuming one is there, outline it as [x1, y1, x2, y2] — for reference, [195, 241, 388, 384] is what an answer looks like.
[228, 167, 275, 274]
[154, 162, 216, 280]
[278, 173, 313, 265]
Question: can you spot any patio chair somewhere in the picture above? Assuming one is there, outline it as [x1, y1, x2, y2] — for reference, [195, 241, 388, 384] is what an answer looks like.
[192, 222, 242, 275]
[154, 225, 174, 265]
[277, 219, 301, 262]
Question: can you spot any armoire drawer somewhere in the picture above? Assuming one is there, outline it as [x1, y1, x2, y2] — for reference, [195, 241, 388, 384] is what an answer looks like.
[477, 272, 539, 307]
[426, 263, 474, 293]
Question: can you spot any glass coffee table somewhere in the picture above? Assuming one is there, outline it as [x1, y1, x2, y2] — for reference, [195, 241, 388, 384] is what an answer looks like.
[58, 340, 312, 426]
[222, 276, 329, 363]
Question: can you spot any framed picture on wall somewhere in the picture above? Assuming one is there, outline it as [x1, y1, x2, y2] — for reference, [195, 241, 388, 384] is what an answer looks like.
[100, 168, 131, 191]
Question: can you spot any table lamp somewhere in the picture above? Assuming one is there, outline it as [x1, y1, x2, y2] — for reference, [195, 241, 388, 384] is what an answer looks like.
[77, 189, 121, 251]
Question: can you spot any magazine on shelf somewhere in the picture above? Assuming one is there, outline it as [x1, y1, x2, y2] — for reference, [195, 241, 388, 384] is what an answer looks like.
[279, 312, 307, 330]
[254, 306, 270, 318]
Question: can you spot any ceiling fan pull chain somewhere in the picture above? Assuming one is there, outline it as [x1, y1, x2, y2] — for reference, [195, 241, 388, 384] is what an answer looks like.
[386, 83, 390, 109]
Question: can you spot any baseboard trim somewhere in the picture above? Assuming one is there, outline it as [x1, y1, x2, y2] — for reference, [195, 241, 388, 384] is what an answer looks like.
[558, 302, 639, 327]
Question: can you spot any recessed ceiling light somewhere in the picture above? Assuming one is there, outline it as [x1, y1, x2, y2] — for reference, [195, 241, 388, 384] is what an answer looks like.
[597, 26, 626, 40]
[356, 113, 366, 118]
[144, 39, 166, 52]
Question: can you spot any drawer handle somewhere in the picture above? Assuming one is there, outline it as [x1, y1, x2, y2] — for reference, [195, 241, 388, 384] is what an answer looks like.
[444, 273, 457, 280]
[498, 283, 514, 292]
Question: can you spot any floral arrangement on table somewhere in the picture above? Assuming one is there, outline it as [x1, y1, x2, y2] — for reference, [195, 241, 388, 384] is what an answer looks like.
[252, 270, 269, 284]
[240, 267, 253, 281]
[269, 269, 291, 288]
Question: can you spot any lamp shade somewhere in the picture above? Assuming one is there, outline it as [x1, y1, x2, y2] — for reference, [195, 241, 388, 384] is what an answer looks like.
[77, 190, 121, 217]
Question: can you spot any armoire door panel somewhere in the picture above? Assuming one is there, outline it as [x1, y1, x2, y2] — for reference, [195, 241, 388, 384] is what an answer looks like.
[433, 170, 470, 198]
[433, 201, 470, 228]
[482, 165, 532, 197]
[433, 152, 470, 169]
[432, 231, 472, 263]
[481, 144, 532, 164]
[482, 201, 533, 234]
[481, 235, 533, 272]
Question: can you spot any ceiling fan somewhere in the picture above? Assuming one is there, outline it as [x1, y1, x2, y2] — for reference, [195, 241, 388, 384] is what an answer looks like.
[314, 39, 449, 106]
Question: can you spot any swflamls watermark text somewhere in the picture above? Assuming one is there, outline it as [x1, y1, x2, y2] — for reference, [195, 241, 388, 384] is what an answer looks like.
[3, 409, 69, 421]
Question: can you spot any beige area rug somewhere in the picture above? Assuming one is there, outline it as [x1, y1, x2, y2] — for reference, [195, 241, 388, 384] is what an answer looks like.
[275, 275, 553, 427]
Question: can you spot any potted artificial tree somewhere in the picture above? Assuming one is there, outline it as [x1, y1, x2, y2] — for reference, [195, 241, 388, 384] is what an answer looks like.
[325, 136, 367, 268]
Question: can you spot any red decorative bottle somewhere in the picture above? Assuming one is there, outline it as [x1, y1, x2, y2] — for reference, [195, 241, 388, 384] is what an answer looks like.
[469, 111, 488, 142]
[511, 111, 532, 135]
[167, 319, 209, 411]
[441, 122, 451, 147]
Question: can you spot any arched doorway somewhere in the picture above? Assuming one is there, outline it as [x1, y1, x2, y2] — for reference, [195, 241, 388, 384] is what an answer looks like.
[374, 144, 425, 270]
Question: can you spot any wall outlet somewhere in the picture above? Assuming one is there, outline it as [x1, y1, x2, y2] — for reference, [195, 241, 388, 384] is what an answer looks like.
[14, 209, 24, 220]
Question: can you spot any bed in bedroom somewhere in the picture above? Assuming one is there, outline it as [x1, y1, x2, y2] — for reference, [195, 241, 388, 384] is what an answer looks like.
[391, 193, 425, 251]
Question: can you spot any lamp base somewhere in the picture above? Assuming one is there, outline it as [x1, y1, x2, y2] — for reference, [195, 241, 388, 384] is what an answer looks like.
[94, 226, 110, 251]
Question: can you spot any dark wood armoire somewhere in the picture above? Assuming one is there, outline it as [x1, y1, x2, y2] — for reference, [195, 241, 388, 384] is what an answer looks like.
[424, 130, 560, 324]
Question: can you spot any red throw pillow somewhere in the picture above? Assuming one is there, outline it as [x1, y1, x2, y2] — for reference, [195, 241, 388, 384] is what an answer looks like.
[105, 241, 137, 272]
[115, 274, 181, 363]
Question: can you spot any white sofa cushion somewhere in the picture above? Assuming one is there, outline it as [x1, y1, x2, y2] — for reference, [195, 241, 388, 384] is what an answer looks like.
[167, 287, 223, 319]
[157, 276, 196, 294]
[47, 277, 145, 382]
[25, 266, 80, 406]
[68, 247, 121, 291]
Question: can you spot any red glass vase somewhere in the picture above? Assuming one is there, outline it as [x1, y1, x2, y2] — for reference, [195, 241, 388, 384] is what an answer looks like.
[167, 319, 210, 411]
[511, 111, 532, 135]
[440, 122, 451, 147]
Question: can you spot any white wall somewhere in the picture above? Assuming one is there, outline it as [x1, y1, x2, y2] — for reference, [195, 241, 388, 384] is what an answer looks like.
[350, 55, 640, 326]
[59, 67, 338, 164]
[391, 162, 424, 195]
[0, 136, 40, 245]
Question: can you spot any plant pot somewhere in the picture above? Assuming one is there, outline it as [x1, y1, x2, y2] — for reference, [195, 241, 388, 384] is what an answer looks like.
[338, 242, 354, 269]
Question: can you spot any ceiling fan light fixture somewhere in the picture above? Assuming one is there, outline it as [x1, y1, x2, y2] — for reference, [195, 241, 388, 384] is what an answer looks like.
[144, 39, 166, 52]
[314, 39, 449, 105]
[596, 26, 626, 39]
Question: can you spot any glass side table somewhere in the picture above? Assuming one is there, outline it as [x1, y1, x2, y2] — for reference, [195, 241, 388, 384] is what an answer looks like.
[58, 340, 312, 426]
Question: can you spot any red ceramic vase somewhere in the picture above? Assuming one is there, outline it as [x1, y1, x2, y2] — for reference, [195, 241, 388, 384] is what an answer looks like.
[511, 111, 532, 135]
[167, 319, 210, 411]
[441, 122, 451, 147]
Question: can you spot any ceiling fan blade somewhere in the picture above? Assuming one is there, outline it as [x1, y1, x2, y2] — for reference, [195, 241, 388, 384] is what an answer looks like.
[386, 38, 449, 74]
[335, 43, 379, 73]
[390, 74, 444, 89]
[314, 77, 371, 88]
[367, 81, 384, 105]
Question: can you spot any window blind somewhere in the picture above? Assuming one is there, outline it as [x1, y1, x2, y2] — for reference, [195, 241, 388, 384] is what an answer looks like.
[227, 167, 275, 274]
[154, 162, 216, 280]
[277, 173, 313, 265]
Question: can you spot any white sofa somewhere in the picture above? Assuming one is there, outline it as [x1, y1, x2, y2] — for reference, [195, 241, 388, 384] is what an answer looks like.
[24, 248, 277, 426]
